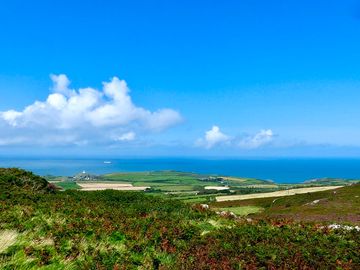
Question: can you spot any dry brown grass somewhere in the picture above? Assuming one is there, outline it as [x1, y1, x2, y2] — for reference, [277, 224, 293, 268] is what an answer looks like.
[204, 186, 229, 190]
[216, 186, 343, 202]
[0, 230, 18, 253]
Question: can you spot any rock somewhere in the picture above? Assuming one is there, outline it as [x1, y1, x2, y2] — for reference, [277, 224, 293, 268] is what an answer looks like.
[217, 211, 237, 219]
[327, 224, 360, 231]
[305, 199, 321, 206]
[229, 212, 237, 218]
[311, 199, 320, 205]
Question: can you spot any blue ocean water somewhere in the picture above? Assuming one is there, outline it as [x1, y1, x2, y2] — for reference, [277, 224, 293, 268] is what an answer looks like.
[1, 158, 360, 184]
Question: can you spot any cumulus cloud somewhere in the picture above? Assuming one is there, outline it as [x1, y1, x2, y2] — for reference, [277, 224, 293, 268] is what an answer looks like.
[196, 125, 231, 149]
[196, 127, 274, 149]
[238, 129, 274, 149]
[50, 74, 74, 97]
[0, 74, 182, 146]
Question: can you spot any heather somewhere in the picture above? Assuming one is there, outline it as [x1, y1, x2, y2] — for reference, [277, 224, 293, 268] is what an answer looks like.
[0, 169, 359, 269]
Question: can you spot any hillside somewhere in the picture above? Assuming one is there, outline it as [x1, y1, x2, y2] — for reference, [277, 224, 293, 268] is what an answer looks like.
[1, 169, 360, 269]
[0, 168, 55, 194]
[211, 184, 360, 224]
[303, 177, 360, 186]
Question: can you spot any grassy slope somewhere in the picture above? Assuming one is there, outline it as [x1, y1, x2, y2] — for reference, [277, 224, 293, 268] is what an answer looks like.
[211, 184, 360, 224]
[0, 191, 359, 269]
[214, 206, 264, 216]
[0, 169, 360, 269]
[55, 181, 81, 190]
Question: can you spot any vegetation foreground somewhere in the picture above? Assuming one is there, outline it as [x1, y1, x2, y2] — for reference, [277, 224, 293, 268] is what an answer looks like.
[1, 168, 360, 269]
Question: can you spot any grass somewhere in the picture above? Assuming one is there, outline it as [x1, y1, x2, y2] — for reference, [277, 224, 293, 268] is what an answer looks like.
[222, 176, 274, 185]
[179, 197, 210, 203]
[2, 189, 360, 269]
[53, 181, 81, 190]
[215, 206, 264, 216]
[103, 171, 205, 184]
[0, 230, 18, 253]
[1, 168, 360, 269]
[102, 171, 221, 192]
[216, 185, 343, 202]
[260, 183, 360, 223]
[102, 171, 275, 192]
[50, 171, 360, 204]
[303, 177, 360, 186]
[211, 184, 360, 224]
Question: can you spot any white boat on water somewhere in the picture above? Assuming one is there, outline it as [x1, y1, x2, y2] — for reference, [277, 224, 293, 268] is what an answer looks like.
[103, 161, 112, 164]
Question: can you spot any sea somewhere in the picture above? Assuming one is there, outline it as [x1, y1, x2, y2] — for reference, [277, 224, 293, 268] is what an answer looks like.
[1, 158, 360, 184]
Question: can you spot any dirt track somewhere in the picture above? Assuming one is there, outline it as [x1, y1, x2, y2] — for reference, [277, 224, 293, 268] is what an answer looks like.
[216, 186, 343, 202]
[78, 183, 150, 191]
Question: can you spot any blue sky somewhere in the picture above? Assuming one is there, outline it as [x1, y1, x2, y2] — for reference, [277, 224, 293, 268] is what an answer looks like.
[1, 0, 360, 157]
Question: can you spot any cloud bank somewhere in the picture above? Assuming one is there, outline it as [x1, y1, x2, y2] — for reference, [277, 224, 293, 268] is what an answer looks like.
[197, 126, 274, 149]
[0, 74, 182, 146]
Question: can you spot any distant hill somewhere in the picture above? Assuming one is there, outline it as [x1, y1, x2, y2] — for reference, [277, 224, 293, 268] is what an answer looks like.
[303, 177, 360, 185]
[0, 168, 55, 193]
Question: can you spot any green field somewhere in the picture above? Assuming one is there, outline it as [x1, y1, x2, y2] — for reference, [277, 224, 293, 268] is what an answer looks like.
[51, 170, 286, 193]
[103, 171, 275, 186]
[54, 181, 81, 190]
[50, 171, 360, 207]
[102, 171, 224, 192]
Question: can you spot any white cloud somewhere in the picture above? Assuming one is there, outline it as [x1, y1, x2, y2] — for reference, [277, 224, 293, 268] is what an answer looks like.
[114, 131, 136, 142]
[197, 125, 230, 149]
[50, 74, 74, 97]
[238, 129, 274, 149]
[0, 137, 27, 146]
[47, 93, 67, 110]
[145, 109, 184, 131]
[0, 74, 182, 146]
[1, 110, 22, 126]
[196, 127, 274, 150]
